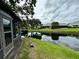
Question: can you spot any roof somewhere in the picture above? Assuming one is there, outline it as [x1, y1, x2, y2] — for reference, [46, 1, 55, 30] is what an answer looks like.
[43, 23, 51, 26]
[69, 21, 79, 25]
[59, 23, 68, 26]
[0, 0, 21, 21]
[43, 23, 68, 26]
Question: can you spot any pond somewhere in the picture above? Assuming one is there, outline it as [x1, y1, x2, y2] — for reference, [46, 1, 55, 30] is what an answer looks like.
[28, 32, 79, 51]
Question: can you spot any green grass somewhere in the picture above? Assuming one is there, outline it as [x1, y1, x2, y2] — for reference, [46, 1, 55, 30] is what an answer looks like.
[16, 38, 79, 59]
[29, 28, 53, 34]
[28, 28, 79, 35]
[16, 37, 31, 59]
[32, 38, 79, 59]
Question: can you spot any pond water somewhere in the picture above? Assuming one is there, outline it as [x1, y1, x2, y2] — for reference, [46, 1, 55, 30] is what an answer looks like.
[28, 32, 79, 51]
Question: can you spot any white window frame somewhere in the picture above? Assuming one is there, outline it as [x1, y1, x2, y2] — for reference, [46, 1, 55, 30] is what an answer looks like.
[0, 9, 14, 57]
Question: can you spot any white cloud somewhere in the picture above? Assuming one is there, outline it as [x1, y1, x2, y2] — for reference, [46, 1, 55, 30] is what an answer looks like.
[33, 0, 79, 24]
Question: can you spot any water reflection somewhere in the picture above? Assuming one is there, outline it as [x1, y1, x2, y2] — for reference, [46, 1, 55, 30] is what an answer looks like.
[42, 35, 52, 41]
[58, 36, 79, 48]
[28, 32, 79, 51]
[42, 34, 79, 51]
[51, 33, 59, 40]
[28, 32, 42, 39]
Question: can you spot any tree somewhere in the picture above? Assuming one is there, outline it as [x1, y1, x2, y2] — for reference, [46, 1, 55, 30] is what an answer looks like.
[4, 0, 37, 19]
[51, 22, 59, 29]
[27, 19, 42, 29]
[21, 20, 28, 29]
[3, 0, 37, 30]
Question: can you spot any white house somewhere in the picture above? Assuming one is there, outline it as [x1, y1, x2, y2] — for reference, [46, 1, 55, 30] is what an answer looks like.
[68, 21, 79, 27]
[0, 0, 22, 59]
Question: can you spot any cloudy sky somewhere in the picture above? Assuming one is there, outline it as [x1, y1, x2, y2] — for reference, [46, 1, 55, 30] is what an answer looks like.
[33, 0, 79, 24]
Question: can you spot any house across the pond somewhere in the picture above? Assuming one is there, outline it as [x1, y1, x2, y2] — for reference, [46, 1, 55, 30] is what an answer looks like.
[68, 21, 79, 27]
[42, 23, 69, 29]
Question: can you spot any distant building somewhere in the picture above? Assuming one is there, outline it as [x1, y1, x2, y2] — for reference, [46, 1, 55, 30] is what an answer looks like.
[51, 23, 69, 29]
[42, 23, 51, 28]
[42, 23, 69, 29]
[68, 21, 79, 27]
[59, 23, 68, 26]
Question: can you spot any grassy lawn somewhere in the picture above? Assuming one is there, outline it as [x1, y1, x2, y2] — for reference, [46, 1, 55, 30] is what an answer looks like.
[17, 37, 79, 59]
[28, 28, 53, 35]
[28, 28, 79, 35]
[16, 37, 31, 59]
[32, 38, 79, 59]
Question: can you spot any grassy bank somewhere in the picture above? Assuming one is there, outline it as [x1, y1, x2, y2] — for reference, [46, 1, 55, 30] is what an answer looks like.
[28, 28, 79, 35]
[16, 37, 31, 59]
[28, 28, 53, 34]
[32, 38, 79, 59]
[17, 37, 79, 59]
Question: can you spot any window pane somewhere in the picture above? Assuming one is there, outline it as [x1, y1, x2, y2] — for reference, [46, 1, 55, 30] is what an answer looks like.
[0, 41, 1, 49]
[0, 33, 1, 49]
[3, 18, 11, 31]
[5, 32, 12, 46]
[13, 21, 20, 38]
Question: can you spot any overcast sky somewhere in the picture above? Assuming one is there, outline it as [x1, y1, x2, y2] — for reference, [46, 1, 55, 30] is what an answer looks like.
[33, 0, 79, 24]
